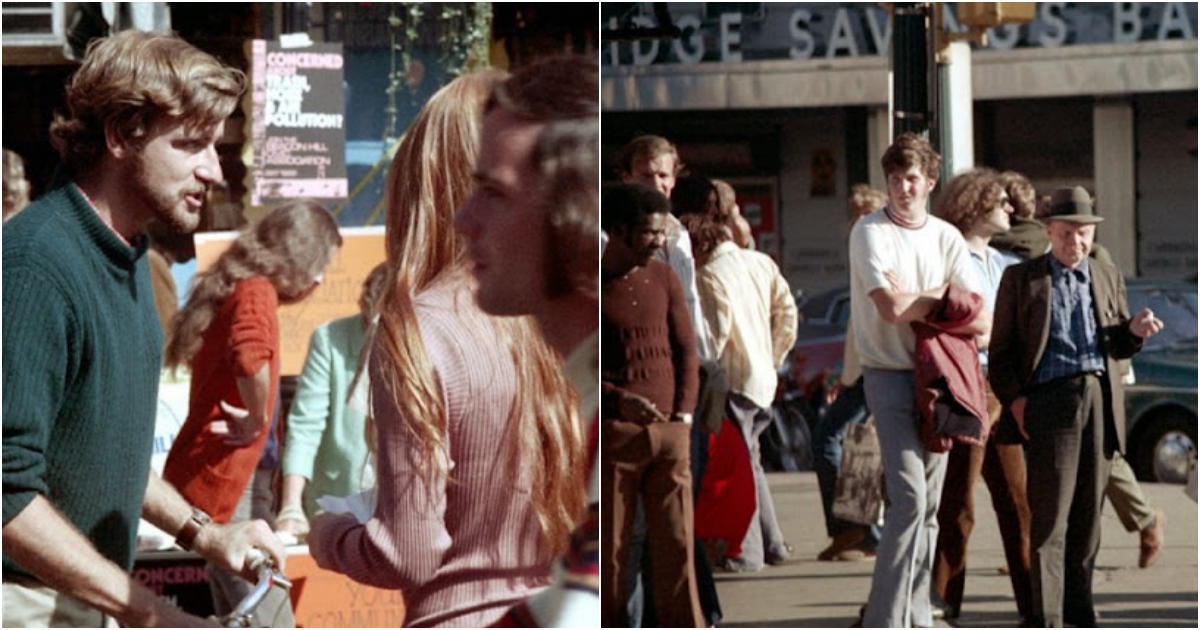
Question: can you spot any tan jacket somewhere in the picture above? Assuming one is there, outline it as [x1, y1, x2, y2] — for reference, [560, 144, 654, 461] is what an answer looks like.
[697, 241, 798, 410]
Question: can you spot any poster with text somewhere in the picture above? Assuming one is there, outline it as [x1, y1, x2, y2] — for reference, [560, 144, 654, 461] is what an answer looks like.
[250, 40, 349, 206]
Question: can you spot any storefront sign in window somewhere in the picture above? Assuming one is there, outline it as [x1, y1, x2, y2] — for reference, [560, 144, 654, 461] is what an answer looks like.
[249, 40, 349, 206]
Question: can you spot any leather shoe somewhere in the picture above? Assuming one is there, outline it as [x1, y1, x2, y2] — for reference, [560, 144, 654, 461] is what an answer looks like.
[832, 546, 877, 562]
[1139, 508, 1164, 568]
[717, 557, 762, 573]
[930, 592, 960, 621]
[817, 529, 865, 561]
[850, 604, 866, 627]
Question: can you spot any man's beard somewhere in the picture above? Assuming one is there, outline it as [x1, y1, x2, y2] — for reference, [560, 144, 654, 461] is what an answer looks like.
[153, 198, 201, 234]
[131, 161, 203, 235]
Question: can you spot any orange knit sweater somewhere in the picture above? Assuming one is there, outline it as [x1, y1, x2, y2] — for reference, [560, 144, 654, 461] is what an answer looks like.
[163, 277, 280, 523]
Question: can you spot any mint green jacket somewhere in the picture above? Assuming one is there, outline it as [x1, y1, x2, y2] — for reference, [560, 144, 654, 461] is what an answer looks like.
[282, 314, 371, 516]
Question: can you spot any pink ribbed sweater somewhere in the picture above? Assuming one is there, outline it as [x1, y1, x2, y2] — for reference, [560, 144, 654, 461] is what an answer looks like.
[312, 279, 552, 627]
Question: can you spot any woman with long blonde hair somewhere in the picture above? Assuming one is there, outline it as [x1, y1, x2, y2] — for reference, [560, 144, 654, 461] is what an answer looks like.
[309, 71, 586, 627]
[162, 199, 341, 621]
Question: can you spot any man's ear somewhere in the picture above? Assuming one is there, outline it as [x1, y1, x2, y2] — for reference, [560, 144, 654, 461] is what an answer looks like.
[104, 120, 132, 160]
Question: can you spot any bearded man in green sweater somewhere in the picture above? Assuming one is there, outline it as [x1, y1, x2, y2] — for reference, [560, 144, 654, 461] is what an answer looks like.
[3, 31, 286, 627]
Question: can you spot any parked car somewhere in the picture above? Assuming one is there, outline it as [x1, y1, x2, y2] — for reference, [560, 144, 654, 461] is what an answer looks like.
[787, 285, 851, 408]
[1122, 279, 1198, 484]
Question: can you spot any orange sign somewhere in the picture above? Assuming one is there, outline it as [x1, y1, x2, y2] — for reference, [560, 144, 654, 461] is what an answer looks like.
[286, 552, 406, 628]
[194, 226, 387, 375]
[132, 547, 406, 626]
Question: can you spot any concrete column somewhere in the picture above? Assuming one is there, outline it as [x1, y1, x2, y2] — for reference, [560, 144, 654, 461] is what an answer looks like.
[866, 106, 891, 191]
[937, 41, 975, 181]
[1093, 99, 1137, 274]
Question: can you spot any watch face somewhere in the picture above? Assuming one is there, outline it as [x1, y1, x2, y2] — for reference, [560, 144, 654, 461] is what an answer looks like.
[195, 509, 213, 525]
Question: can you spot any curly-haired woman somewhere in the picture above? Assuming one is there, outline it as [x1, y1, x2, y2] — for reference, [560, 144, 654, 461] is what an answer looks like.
[162, 199, 341, 621]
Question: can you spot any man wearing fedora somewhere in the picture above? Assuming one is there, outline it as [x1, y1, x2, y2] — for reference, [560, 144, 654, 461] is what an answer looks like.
[989, 186, 1164, 627]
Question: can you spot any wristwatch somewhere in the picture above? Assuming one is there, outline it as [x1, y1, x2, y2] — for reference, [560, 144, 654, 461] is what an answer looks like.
[175, 507, 213, 551]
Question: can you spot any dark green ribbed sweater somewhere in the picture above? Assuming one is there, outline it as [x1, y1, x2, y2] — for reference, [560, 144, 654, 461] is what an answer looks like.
[2, 183, 162, 580]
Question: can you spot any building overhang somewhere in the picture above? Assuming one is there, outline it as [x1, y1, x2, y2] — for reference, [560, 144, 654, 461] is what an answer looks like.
[602, 39, 1198, 111]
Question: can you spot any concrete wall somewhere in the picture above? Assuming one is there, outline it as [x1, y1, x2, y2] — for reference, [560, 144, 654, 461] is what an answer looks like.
[778, 111, 855, 296]
[1136, 93, 1199, 278]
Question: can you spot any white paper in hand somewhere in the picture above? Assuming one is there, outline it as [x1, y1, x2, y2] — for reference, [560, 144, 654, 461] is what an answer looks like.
[316, 488, 377, 524]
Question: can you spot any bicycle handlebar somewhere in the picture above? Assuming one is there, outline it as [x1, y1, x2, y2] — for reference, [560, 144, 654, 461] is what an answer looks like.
[220, 549, 292, 628]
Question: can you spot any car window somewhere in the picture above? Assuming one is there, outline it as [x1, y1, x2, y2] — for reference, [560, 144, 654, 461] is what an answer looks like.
[1127, 286, 1198, 351]
[832, 296, 852, 328]
[801, 287, 848, 325]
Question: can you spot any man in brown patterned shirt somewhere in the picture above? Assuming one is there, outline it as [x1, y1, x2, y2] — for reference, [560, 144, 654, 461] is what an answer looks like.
[600, 183, 702, 628]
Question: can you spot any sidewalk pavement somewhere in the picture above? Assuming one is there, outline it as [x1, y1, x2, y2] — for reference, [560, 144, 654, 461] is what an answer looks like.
[714, 471, 1198, 628]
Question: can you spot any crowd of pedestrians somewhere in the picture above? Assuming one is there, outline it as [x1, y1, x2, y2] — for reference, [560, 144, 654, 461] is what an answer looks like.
[0, 26, 1182, 630]
[598, 130, 1171, 630]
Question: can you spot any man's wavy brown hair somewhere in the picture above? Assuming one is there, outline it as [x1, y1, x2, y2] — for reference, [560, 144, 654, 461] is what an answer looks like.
[997, 170, 1037, 220]
[881, 132, 942, 180]
[489, 55, 599, 302]
[50, 30, 245, 174]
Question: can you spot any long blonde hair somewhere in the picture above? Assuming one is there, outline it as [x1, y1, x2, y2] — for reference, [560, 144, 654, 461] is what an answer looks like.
[164, 200, 341, 369]
[371, 71, 585, 552]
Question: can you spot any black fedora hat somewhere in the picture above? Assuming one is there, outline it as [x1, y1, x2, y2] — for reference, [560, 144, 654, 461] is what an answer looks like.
[1045, 186, 1103, 224]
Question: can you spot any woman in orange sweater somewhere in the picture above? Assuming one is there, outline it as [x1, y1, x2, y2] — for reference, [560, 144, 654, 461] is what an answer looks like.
[162, 199, 341, 620]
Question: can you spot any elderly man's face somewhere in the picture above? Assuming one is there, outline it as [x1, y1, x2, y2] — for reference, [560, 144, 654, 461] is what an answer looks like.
[455, 108, 549, 316]
[1046, 220, 1095, 269]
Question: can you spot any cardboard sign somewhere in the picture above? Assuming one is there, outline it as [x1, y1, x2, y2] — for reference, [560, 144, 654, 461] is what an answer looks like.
[286, 552, 407, 628]
[132, 548, 406, 627]
[194, 227, 386, 376]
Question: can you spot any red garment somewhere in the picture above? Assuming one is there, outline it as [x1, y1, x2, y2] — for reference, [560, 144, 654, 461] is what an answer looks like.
[163, 277, 280, 523]
[912, 284, 989, 453]
[695, 417, 756, 557]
